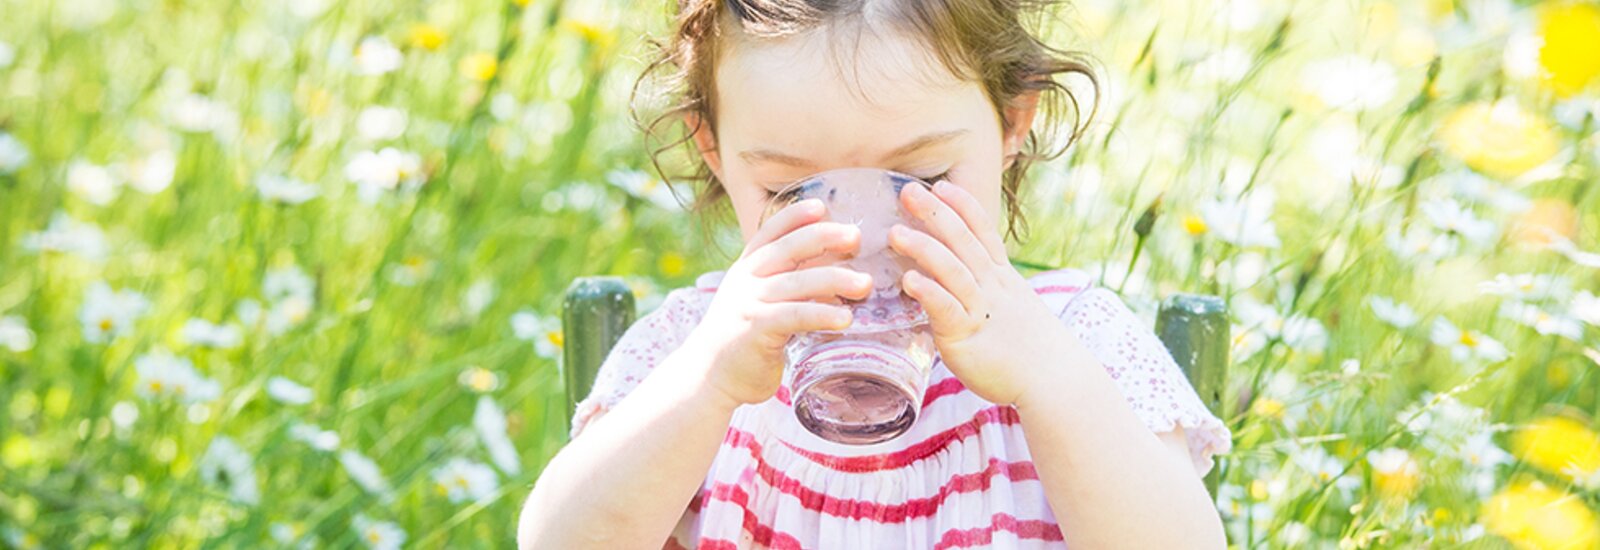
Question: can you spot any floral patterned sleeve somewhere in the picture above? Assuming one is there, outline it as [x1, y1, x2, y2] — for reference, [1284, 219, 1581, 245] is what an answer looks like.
[568, 287, 708, 441]
[1058, 286, 1235, 476]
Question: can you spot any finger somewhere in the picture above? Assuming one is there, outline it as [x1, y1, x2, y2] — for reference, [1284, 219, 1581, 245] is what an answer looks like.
[888, 224, 982, 312]
[740, 198, 827, 259]
[754, 301, 854, 335]
[746, 221, 862, 277]
[902, 269, 975, 339]
[931, 179, 1008, 264]
[900, 182, 995, 273]
[759, 266, 873, 303]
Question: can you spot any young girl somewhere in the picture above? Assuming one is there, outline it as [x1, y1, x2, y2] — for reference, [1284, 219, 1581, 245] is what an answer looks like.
[520, 0, 1232, 547]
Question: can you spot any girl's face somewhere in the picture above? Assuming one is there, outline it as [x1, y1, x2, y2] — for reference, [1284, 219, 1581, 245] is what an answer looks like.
[690, 23, 1038, 243]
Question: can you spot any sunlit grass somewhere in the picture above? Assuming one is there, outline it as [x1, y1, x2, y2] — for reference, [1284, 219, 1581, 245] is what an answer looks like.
[1, 0, 1597, 548]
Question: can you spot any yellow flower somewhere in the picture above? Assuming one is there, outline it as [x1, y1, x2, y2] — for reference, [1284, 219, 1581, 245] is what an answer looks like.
[1512, 416, 1600, 482]
[459, 53, 498, 82]
[1182, 214, 1209, 236]
[561, 18, 614, 50]
[1536, 2, 1600, 97]
[408, 24, 447, 51]
[1481, 481, 1599, 550]
[1367, 447, 1421, 499]
[458, 366, 500, 393]
[1250, 397, 1285, 420]
[658, 251, 687, 277]
[1437, 99, 1559, 180]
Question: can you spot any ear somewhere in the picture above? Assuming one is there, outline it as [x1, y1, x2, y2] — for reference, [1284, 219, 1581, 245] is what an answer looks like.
[685, 111, 725, 181]
[1000, 89, 1041, 171]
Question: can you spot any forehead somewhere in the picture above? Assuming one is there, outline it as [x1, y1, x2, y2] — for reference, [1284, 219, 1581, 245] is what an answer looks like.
[713, 22, 993, 154]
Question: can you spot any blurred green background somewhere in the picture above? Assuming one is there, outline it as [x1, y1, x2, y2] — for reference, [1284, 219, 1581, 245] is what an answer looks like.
[1, 0, 1598, 548]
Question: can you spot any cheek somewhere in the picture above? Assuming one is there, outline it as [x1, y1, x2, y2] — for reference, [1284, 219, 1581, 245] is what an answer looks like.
[950, 168, 1006, 228]
[726, 187, 769, 242]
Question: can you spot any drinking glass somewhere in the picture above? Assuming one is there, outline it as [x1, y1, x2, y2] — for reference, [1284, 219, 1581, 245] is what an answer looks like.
[760, 168, 937, 445]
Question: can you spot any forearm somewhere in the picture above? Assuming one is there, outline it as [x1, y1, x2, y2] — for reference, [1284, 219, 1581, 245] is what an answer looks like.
[1014, 338, 1226, 550]
[517, 343, 738, 549]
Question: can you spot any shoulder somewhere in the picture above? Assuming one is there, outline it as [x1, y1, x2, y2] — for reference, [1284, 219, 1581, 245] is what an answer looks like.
[1023, 267, 1097, 316]
[635, 270, 722, 326]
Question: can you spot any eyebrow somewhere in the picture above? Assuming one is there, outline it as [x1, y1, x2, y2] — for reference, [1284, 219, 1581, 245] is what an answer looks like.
[737, 129, 968, 168]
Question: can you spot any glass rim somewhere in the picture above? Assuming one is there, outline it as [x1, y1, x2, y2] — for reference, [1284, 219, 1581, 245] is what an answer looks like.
[760, 167, 935, 223]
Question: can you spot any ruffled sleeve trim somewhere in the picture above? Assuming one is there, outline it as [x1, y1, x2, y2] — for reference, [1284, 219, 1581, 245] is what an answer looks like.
[1056, 283, 1234, 477]
[567, 284, 711, 440]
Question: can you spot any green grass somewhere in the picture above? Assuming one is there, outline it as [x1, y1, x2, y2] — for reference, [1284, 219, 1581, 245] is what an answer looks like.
[1, 0, 1598, 548]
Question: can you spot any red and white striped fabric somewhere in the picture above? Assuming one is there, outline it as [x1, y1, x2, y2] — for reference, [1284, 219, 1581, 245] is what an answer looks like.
[569, 268, 1232, 549]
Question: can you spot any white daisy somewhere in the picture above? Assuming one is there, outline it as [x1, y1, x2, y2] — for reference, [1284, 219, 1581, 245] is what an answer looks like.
[356, 106, 408, 141]
[269, 522, 316, 549]
[0, 315, 36, 352]
[118, 148, 176, 194]
[163, 93, 239, 139]
[264, 265, 316, 302]
[198, 435, 259, 505]
[67, 160, 122, 206]
[1419, 199, 1496, 246]
[1457, 432, 1511, 470]
[266, 376, 314, 406]
[1366, 448, 1420, 478]
[1299, 56, 1398, 111]
[134, 349, 222, 404]
[288, 422, 340, 452]
[1367, 296, 1420, 329]
[0, 131, 29, 173]
[255, 174, 320, 205]
[1574, 291, 1600, 327]
[181, 318, 243, 349]
[339, 449, 393, 501]
[79, 282, 150, 343]
[1430, 317, 1509, 363]
[606, 168, 684, 210]
[510, 310, 562, 359]
[22, 211, 109, 261]
[475, 396, 521, 475]
[345, 148, 423, 203]
[462, 278, 496, 319]
[1477, 273, 1572, 302]
[352, 514, 406, 550]
[1289, 444, 1360, 493]
[1435, 170, 1531, 212]
[430, 457, 499, 504]
[1499, 301, 1584, 342]
[1199, 195, 1280, 248]
[1384, 224, 1457, 263]
[1231, 297, 1326, 354]
[257, 266, 316, 334]
[351, 37, 403, 76]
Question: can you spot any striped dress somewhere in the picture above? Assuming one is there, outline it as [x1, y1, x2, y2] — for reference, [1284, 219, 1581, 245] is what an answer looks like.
[569, 268, 1233, 549]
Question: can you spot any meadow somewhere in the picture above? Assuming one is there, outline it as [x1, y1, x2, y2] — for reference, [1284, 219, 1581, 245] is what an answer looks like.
[1, 0, 1598, 548]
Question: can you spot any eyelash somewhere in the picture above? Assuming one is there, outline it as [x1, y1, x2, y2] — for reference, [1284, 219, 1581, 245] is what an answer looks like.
[763, 170, 950, 198]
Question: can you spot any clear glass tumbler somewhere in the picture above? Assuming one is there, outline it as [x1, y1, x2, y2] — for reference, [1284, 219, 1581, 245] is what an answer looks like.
[760, 168, 938, 445]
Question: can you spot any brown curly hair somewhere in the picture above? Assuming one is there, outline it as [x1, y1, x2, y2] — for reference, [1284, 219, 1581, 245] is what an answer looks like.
[631, 0, 1101, 242]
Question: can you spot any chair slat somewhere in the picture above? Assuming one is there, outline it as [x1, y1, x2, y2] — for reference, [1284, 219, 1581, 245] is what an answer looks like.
[561, 277, 636, 437]
[1156, 293, 1230, 498]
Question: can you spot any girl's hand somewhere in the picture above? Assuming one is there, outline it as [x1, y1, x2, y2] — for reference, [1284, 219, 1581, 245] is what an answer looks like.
[680, 198, 874, 407]
[888, 180, 1075, 407]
